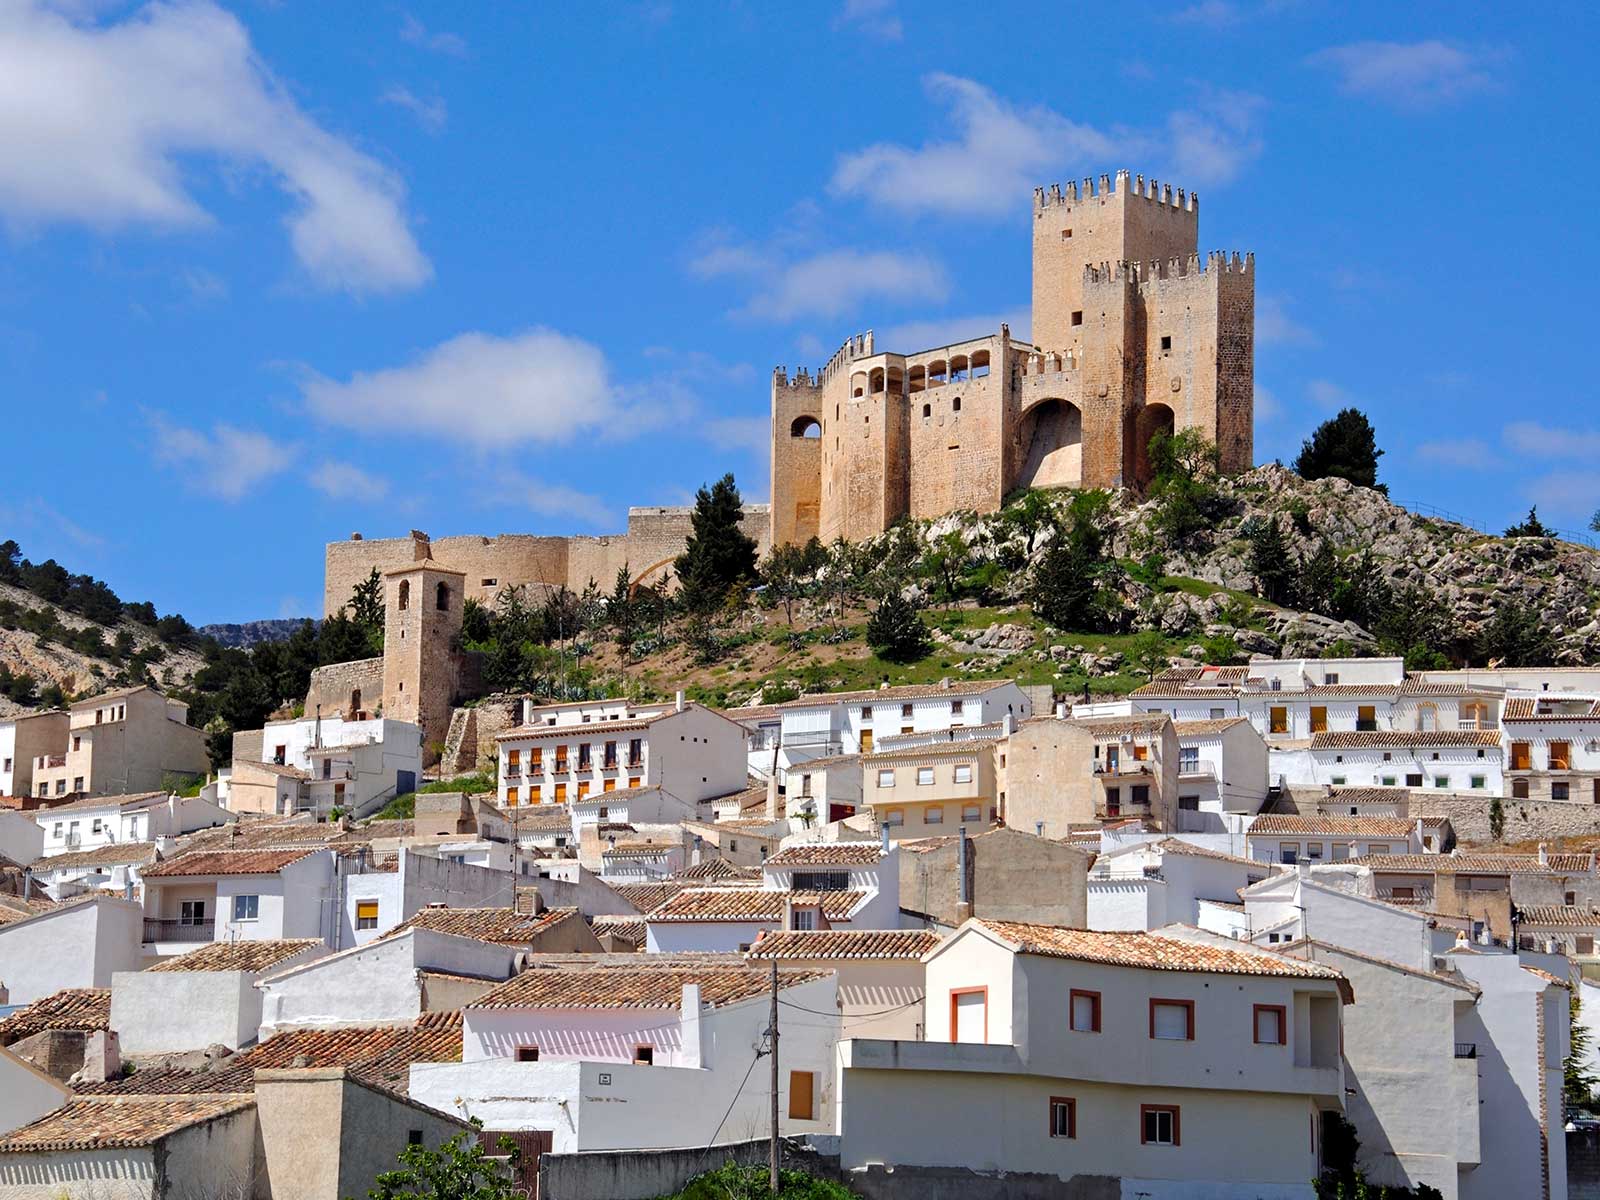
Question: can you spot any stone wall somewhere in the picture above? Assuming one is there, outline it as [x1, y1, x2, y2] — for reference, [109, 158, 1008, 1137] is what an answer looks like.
[304, 658, 383, 721]
[441, 693, 531, 777]
[1279, 787, 1600, 845]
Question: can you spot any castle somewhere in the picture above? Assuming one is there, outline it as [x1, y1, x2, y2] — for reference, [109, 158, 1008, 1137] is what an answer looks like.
[769, 169, 1254, 545]
[324, 169, 1253, 619]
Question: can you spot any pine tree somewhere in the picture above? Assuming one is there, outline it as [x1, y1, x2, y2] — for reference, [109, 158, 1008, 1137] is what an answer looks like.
[674, 474, 758, 613]
[1032, 491, 1118, 632]
[1505, 506, 1553, 538]
[1246, 517, 1295, 605]
[1294, 408, 1384, 490]
[865, 592, 931, 663]
[347, 567, 384, 655]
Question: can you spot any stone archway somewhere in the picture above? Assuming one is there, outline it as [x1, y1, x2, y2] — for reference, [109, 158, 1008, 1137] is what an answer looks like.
[1130, 402, 1176, 491]
[1015, 398, 1083, 489]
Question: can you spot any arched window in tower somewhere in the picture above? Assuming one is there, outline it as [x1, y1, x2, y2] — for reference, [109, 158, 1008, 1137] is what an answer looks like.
[952, 397, 961, 413]
[397, 580, 410, 611]
[790, 416, 821, 438]
[922, 403, 931, 419]
[436, 581, 450, 611]
[971, 350, 990, 378]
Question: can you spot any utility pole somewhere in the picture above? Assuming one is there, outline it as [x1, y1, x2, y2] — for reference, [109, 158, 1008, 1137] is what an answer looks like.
[768, 959, 780, 1194]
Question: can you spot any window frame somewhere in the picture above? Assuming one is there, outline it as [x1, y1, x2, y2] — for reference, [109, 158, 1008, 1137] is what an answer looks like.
[232, 894, 260, 922]
[1148, 998, 1195, 1042]
[633, 1045, 654, 1066]
[514, 1045, 539, 1062]
[1253, 1003, 1287, 1046]
[788, 1069, 816, 1120]
[355, 900, 380, 930]
[949, 986, 989, 1044]
[1048, 1096, 1077, 1139]
[1140, 1104, 1181, 1147]
[1069, 988, 1102, 1034]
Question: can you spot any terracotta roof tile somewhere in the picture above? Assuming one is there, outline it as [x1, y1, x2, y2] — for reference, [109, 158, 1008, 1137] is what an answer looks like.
[1341, 852, 1594, 874]
[747, 930, 941, 960]
[675, 859, 759, 882]
[589, 916, 647, 947]
[783, 679, 1017, 706]
[384, 906, 579, 945]
[469, 965, 829, 1010]
[1322, 787, 1414, 806]
[765, 844, 882, 867]
[1502, 696, 1600, 722]
[1250, 815, 1416, 837]
[973, 920, 1346, 982]
[1173, 718, 1251, 736]
[31, 791, 169, 816]
[237, 760, 309, 779]
[1522, 964, 1572, 989]
[30, 843, 157, 873]
[647, 888, 864, 923]
[608, 881, 691, 913]
[1517, 905, 1600, 927]
[0, 1096, 255, 1152]
[0, 988, 110, 1044]
[141, 849, 316, 878]
[864, 738, 1003, 764]
[1309, 730, 1501, 750]
[147, 939, 323, 974]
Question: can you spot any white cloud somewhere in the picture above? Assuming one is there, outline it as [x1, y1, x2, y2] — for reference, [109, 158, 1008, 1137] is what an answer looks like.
[1171, 0, 1239, 24]
[1310, 41, 1499, 108]
[1504, 422, 1600, 460]
[299, 328, 634, 450]
[0, 2, 431, 295]
[381, 86, 447, 134]
[180, 267, 229, 303]
[1415, 438, 1491, 469]
[309, 461, 390, 500]
[703, 416, 770, 457]
[147, 413, 296, 501]
[878, 309, 1031, 351]
[1306, 379, 1352, 410]
[1255, 295, 1315, 346]
[691, 241, 949, 322]
[399, 13, 467, 57]
[494, 472, 614, 526]
[0, 498, 104, 548]
[1253, 384, 1282, 423]
[828, 74, 1264, 220]
[833, 0, 902, 41]
[1524, 471, 1600, 522]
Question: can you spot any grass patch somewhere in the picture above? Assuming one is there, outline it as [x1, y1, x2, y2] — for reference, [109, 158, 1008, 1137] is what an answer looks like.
[372, 793, 414, 820]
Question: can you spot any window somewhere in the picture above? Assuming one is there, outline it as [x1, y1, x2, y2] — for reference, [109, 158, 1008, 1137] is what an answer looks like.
[1434, 776, 1449, 789]
[1357, 705, 1377, 731]
[398, 580, 410, 610]
[1309, 706, 1327, 734]
[232, 895, 259, 922]
[1141, 1105, 1180, 1146]
[1253, 1005, 1286, 1045]
[71, 735, 81, 751]
[1305, 843, 1324, 861]
[1511, 742, 1531, 771]
[922, 403, 931, 418]
[407, 1130, 424, 1146]
[1554, 782, 1571, 801]
[954, 764, 973, 784]
[634, 1045, 654, 1066]
[578, 744, 592, 769]
[1389, 886, 1415, 900]
[1178, 795, 1199, 811]
[1049, 1096, 1076, 1139]
[1471, 775, 1486, 789]
[1061, 228, 1073, 240]
[1269, 707, 1288, 734]
[1405, 773, 1423, 788]
[554, 783, 567, 802]
[1513, 778, 1530, 799]
[901, 704, 914, 720]
[1330, 776, 1346, 787]
[916, 766, 935, 786]
[1070, 989, 1101, 1033]
[794, 870, 850, 892]
[1366, 844, 1390, 855]
[1159, 335, 1172, 351]
[1380, 775, 1397, 787]
[356, 900, 379, 930]
[531, 784, 542, 802]
[628, 738, 643, 767]
[1071, 310, 1083, 326]
[1131, 784, 1150, 806]
[1149, 999, 1194, 1041]
[514, 1046, 539, 1062]
[1579, 936, 1596, 956]
[925, 806, 944, 824]
[435, 581, 450, 611]
[506, 787, 519, 806]
[950, 988, 987, 1043]
[180, 900, 206, 926]
[789, 1071, 815, 1120]
[1279, 845, 1298, 865]
[951, 700, 964, 717]
[962, 804, 981, 823]
[577, 782, 590, 799]
[882, 809, 903, 826]
[877, 770, 895, 788]
[1179, 747, 1199, 774]
[1552, 742, 1573, 770]
[73, 777, 84, 792]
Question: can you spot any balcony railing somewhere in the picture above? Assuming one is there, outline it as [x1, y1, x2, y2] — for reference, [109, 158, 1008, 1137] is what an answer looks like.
[143, 919, 213, 943]
[504, 767, 522, 779]
[1094, 762, 1153, 777]
[1454, 1042, 1477, 1059]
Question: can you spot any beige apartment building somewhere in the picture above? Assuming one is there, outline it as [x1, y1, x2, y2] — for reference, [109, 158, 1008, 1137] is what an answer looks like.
[862, 738, 1003, 841]
[1005, 713, 1180, 835]
[29, 686, 209, 800]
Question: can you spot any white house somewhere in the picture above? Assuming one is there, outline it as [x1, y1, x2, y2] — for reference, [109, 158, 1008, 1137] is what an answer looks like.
[0, 1046, 70, 1137]
[1246, 815, 1426, 866]
[567, 786, 696, 840]
[1274, 731, 1503, 795]
[645, 843, 900, 953]
[1500, 693, 1600, 804]
[109, 938, 327, 1055]
[26, 842, 154, 902]
[0, 895, 144, 1005]
[338, 849, 512, 948]
[0, 812, 42, 871]
[834, 919, 1349, 1198]
[1171, 716, 1269, 828]
[408, 961, 841, 1154]
[747, 929, 939, 1040]
[137, 846, 342, 956]
[1087, 838, 1277, 932]
[496, 695, 747, 809]
[1241, 868, 1463, 961]
[0, 712, 68, 802]
[33, 791, 229, 858]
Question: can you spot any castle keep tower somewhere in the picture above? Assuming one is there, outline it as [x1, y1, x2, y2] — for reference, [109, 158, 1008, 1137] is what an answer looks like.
[382, 559, 466, 762]
[768, 168, 1254, 548]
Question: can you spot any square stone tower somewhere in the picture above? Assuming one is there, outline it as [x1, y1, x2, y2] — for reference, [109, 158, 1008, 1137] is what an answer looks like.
[382, 560, 466, 763]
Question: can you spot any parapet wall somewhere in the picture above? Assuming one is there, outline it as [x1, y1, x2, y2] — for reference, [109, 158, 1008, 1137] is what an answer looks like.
[305, 657, 384, 720]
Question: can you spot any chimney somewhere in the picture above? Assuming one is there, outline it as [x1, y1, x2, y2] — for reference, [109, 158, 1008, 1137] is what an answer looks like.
[680, 984, 704, 1069]
[765, 775, 779, 821]
[782, 896, 795, 930]
[1035, 821, 1044, 837]
[956, 825, 972, 923]
[691, 835, 703, 867]
[1054, 701, 1066, 719]
[880, 823, 890, 852]
[939, 677, 951, 691]
[675, 690, 686, 713]
[1003, 713, 1014, 736]
[0, 982, 8, 1006]
[522, 698, 535, 725]
[1538, 842, 1549, 868]
[1453, 929, 1470, 951]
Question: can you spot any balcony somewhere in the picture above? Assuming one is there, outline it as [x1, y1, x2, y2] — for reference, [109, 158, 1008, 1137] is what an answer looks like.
[504, 767, 522, 780]
[1379, 887, 1435, 907]
[43, 755, 66, 769]
[1094, 761, 1153, 778]
[143, 919, 212, 943]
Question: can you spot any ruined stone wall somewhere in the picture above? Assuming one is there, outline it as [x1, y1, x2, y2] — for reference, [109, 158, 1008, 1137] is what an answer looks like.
[1405, 793, 1600, 845]
[323, 533, 429, 618]
[305, 657, 384, 720]
[426, 535, 571, 607]
[566, 535, 633, 593]
[442, 693, 532, 776]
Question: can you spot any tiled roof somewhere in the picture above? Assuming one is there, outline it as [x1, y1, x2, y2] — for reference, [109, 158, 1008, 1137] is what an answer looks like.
[1173, 718, 1250, 736]
[31, 791, 169, 816]
[141, 849, 315, 878]
[589, 916, 647, 947]
[1322, 787, 1414, 806]
[608, 881, 691, 913]
[675, 859, 759, 882]
[0, 988, 111, 1043]
[766, 844, 882, 867]
[1502, 696, 1600, 722]
[1250, 815, 1416, 837]
[1518, 905, 1600, 927]
[468, 964, 829, 1010]
[237, 760, 309, 779]
[1523, 964, 1573, 990]
[1130, 666, 1249, 697]
[864, 738, 1002, 764]
[1153, 839, 1277, 870]
[495, 710, 686, 741]
[747, 929, 941, 960]
[1309, 730, 1501, 750]
[385, 905, 579, 945]
[973, 920, 1346, 982]
[602, 843, 675, 858]
[1341, 852, 1594, 874]
[512, 811, 573, 833]
[0, 1096, 255, 1152]
[70, 684, 156, 707]
[647, 888, 864, 923]
[1398, 679, 1494, 696]
[147, 939, 323, 974]
[30, 843, 157, 872]
[1064, 714, 1169, 737]
[787, 752, 862, 772]
[783, 679, 1016, 706]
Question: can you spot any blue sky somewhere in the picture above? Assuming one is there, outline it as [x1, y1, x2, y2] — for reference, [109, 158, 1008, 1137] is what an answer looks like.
[2, 1, 1596, 624]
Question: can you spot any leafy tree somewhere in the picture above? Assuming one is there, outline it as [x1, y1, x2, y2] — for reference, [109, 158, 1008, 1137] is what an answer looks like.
[1032, 491, 1119, 633]
[664, 1161, 858, 1200]
[1146, 429, 1225, 547]
[1567, 991, 1598, 1113]
[865, 592, 931, 663]
[607, 566, 639, 649]
[1476, 600, 1557, 667]
[1328, 550, 1391, 629]
[1294, 408, 1385, 491]
[1374, 585, 1450, 663]
[1129, 629, 1170, 681]
[364, 1125, 519, 1200]
[674, 473, 758, 613]
[922, 531, 970, 602]
[1003, 489, 1058, 556]
[1245, 517, 1295, 605]
[762, 542, 814, 626]
[1504, 506, 1553, 538]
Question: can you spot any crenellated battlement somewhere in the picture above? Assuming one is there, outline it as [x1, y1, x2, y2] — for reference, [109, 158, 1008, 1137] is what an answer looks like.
[772, 365, 818, 391]
[1083, 250, 1253, 288]
[1034, 167, 1198, 214]
[1016, 349, 1078, 377]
